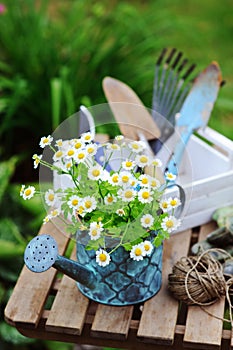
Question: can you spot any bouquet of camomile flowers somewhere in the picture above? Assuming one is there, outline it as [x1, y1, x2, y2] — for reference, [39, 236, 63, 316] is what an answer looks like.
[20, 132, 181, 267]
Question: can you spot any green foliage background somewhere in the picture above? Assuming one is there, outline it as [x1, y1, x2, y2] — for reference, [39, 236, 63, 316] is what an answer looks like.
[0, 0, 232, 349]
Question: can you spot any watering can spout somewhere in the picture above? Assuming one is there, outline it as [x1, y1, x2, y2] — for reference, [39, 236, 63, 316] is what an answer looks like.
[24, 234, 97, 290]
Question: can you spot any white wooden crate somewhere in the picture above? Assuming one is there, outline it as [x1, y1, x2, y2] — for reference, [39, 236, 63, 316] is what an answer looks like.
[160, 126, 233, 232]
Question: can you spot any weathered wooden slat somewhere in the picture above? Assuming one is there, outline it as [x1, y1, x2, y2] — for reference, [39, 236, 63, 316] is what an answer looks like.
[4, 221, 70, 326]
[137, 229, 192, 344]
[46, 248, 89, 335]
[184, 221, 225, 349]
[91, 304, 134, 340]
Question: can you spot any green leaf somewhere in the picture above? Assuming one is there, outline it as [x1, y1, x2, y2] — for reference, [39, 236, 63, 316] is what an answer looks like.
[0, 157, 18, 202]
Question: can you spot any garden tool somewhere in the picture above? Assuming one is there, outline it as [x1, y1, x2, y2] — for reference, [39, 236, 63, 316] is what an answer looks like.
[102, 76, 161, 141]
[165, 61, 222, 176]
[151, 47, 196, 151]
[102, 76, 166, 182]
[24, 234, 96, 289]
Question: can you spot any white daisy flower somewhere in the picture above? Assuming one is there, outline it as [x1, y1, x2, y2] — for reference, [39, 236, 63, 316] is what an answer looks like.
[86, 143, 98, 156]
[82, 196, 97, 213]
[140, 214, 154, 228]
[141, 240, 154, 256]
[108, 173, 120, 186]
[53, 150, 64, 162]
[73, 138, 84, 150]
[119, 171, 133, 187]
[119, 188, 136, 202]
[115, 135, 124, 141]
[116, 208, 125, 216]
[81, 132, 93, 143]
[88, 164, 103, 180]
[121, 159, 135, 171]
[138, 188, 154, 204]
[159, 200, 171, 212]
[139, 174, 150, 187]
[149, 176, 161, 189]
[135, 154, 151, 168]
[21, 185, 36, 200]
[39, 135, 53, 148]
[20, 185, 25, 196]
[45, 189, 57, 207]
[96, 249, 111, 267]
[130, 244, 145, 261]
[43, 215, 51, 224]
[151, 158, 162, 167]
[68, 195, 81, 209]
[89, 222, 103, 241]
[161, 216, 181, 233]
[32, 154, 42, 169]
[64, 160, 73, 171]
[64, 146, 76, 159]
[165, 172, 177, 182]
[104, 193, 117, 205]
[128, 140, 145, 153]
[74, 149, 88, 163]
[55, 139, 63, 148]
[168, 197, 181, 209]
[50, 208, 61, 218]
[107, 143, 120, 151]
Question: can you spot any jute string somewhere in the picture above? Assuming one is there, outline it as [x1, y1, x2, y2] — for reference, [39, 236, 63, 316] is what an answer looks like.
[168, 248, 233, 324]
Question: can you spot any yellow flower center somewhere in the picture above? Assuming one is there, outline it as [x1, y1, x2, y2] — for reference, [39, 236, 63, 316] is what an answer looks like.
[48, 194, 54, 201]
[68, 150, 74, 156]
[132, 144, 139, 149]
[144, 244, 150, 251]
[162, 202, 168, 209]
[122, 175, 129, 183]
[170, 199, 177, 206]
[142, 178, 148, 184]
[72, 199, 79, 206]
[145, 217, 150, 224]
[85, 200, 92, 209]
[126, 161, 132, 167]
[25, 189, 32, 196]
[78, 153, 85, 159]
[43, 138, 49, 144]
[125, 190, 133, 198]
[75, 142, 82, 149]
[142, 191, 150, 199]
[135, 248, 142, 256]
[107, 196, 113, 203]
[166, 220, 174, 228]
[151, 180, 157, 187]
[87, 147, 94, 153]
[92, 169, 100, 177]
[66, 162, 72, 169]
[112, 175, 118, 183]
[111, 144, 118, 149]
[99, 253, 107, 262]
[78, 206, 84, 214]
[56, 151, 63, 158]
[92, 229, 98, 236]
[84, 135, 91, 141]
[140, 156, 148, 163]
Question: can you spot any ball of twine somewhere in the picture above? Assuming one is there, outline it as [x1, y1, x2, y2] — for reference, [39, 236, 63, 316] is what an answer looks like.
[168, 250, 226, 306]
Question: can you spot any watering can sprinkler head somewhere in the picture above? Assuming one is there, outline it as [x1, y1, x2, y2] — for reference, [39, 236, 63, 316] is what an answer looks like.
[24, 234, 96, 289]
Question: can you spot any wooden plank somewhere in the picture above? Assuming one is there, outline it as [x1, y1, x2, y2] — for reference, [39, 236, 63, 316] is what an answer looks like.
[91, 304, 134, 340]
[184, 222, 225, 349]
[4, 221, 70, 326]
[46, 247, 89, 335]
[137, 229, 192, 344]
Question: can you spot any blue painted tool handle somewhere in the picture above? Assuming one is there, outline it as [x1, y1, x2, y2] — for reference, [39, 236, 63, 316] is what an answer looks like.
[166, 127, 193, 175]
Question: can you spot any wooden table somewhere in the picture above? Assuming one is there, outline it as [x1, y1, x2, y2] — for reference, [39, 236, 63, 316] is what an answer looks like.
[4, 221, 232, 350]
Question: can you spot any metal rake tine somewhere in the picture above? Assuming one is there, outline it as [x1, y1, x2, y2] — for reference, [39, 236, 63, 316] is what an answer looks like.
[158, 51, 183, 115]
[164, 62, 196, 122]
[152, 48, 168, 112]
[160, 58, 192, 118]
[155, 48, 177, 111]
